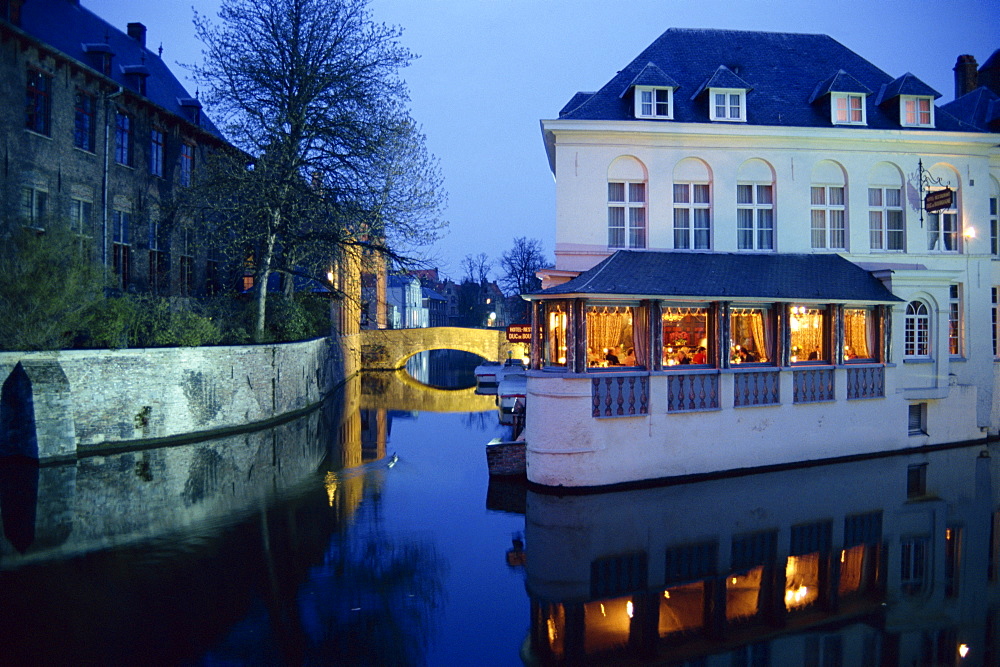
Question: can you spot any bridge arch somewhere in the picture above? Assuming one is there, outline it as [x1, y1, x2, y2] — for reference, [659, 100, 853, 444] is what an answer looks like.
[359, 327, 514, 370]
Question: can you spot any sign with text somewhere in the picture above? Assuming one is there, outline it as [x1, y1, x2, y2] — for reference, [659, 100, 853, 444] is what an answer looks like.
[924, 188, 954, 213]
[506, 324, 534, 342]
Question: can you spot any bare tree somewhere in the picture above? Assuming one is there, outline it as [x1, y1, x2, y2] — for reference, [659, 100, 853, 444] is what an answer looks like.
[188, 0, 445, 340]
[498, 237, 546, 296]
[461, 252, 492, 286]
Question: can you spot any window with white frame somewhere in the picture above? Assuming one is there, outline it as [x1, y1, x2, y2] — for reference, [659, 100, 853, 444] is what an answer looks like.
[710, 89, 745, 121]
[674, 183, 711, 249]
[634, 86, 673, 119]
[993, 287, 998, 358]
[69, 198, 93, 237]
[869, 187, 905, 251]
[832, 93, 866, 125]
[990, 193, 998, 257]
[901, 96, 934, 128]
[948, 284, 962, 357]
[927, 198, 959, 252]
[904, 300, 930, 358]
[900, 536, 930, 594]
[737, 183, 774, 250]
[811, 185, 846, 249]
[21, 186, 47, 229]
[608, 181, 646, 249]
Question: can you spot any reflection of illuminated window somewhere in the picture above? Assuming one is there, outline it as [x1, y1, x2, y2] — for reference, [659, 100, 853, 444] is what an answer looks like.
[538, 602, 565, 660]
[586, 303, 640, 367]
[726, 567, 762, 621]
[945, 525, 962, 598]
[839, 545, 865, 595]
[544, 301, 568, 366]
[844, 307, 876, 360]
[662, 304, 709, 366]
[730, 306, 771, 364]
[785, 554, 821, 610]
[584, 595, 634, 655]
[790, 305, 826, 363]
[659, 581, 704, 636]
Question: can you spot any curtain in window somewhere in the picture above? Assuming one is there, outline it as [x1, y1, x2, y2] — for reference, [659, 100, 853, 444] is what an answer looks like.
[844, 308, 873, 359]
[631, 306, 649, 367]
[731, 309, 770, 363]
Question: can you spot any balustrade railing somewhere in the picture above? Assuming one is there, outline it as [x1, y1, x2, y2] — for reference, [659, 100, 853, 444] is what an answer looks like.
[846, 365, 885, 400]
[592, 375, 649, 418]
[734, 370, 781, 407]
[793, 368, 835, 403]
[667, 373, 720, 412]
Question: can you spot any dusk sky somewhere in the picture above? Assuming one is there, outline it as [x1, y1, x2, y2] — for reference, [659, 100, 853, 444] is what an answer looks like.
[87, 0, 997, 281]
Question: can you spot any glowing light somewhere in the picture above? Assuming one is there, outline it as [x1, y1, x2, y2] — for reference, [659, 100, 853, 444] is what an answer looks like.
[663, 591, 671, 599]
[840, 550, 846, 563]
[600, 603, 606, 617]
[547, 618, 557, 643]
[959, 644, 970, 658]
[784, 585, 810, 606]
[731, 577, 738, 585]
[626, 600, 634, 619]
[964, 227, 976, 239]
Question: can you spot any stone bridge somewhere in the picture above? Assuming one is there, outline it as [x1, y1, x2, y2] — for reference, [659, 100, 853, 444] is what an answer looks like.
[359, 327, 513, 370]
[360, 370, 497, 413]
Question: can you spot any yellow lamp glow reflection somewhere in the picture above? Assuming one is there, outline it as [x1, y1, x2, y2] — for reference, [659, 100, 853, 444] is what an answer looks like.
[963, 227, 976, 239]
[959, 644, 970, 658]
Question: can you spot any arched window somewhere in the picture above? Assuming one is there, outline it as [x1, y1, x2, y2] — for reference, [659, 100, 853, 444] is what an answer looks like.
[810, 161, 847, 250]
[868, 162, 905, 252]
[673, 158, 712, 250]
[904, 301, 930, 358]
[607, 157, 647, 249]
[736, 159, 775, 251]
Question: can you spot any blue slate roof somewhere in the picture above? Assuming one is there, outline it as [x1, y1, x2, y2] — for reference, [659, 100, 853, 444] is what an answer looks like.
[530, 250, 902, 304]
[621, 63, 680, 97]
[876, 72, 941, 104]
[17, 0, 224, 140]
[557, 28, 980, 132]
[808, 70, 872, 102]
[691, 65, 753, 99]
[941, 87, 1000, 131]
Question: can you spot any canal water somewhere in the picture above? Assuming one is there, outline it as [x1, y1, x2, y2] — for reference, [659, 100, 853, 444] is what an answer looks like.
[1, 351, 998, 665]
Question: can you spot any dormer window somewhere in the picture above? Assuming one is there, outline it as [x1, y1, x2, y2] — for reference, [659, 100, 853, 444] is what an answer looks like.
[832, 93, 866, 125]
[711, 89, 745, 122]
[901, 96, 934, 127]
[635, 86, 673, 119]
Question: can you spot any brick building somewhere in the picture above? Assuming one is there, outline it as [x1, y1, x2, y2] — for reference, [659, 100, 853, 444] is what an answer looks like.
[2, 0, 232, 296]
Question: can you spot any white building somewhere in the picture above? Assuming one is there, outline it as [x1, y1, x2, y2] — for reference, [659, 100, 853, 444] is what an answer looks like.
[524, 29, 1000, 488]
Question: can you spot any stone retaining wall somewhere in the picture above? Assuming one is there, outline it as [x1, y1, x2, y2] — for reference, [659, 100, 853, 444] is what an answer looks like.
[0, 336, 353, 461]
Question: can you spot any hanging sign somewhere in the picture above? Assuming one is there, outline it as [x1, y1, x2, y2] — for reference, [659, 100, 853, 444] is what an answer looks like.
[924, 188, 953, 213]
[506, 324, 533, 342]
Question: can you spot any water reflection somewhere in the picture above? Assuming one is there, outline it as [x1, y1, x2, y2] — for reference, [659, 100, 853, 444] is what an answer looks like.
[525, 444, 999, 666]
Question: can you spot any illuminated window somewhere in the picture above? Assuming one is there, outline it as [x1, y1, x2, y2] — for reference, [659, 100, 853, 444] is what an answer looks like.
[844, 307, 876, 361]
[785, 553, 821, 611]
[790, 305, 826, 363]
[658, 582, 704, 637]
[662, 304, 709, 367]
[901, 96, 934, 127]
[730, 305, 772, 364]
[544, 301, 568, 367]
[583, 595, 635, 656]
[869, 186, 904, 251]
[737, 183, 774, 250]
[811, 186, 847, 249]
[948, 284, 962, 357]
[608, 181, 646, 249]
[673, 182, 711, 249]
[587, 303, 641, 367]
[832, 92, 866, 125]
[726, 567, 763, 621]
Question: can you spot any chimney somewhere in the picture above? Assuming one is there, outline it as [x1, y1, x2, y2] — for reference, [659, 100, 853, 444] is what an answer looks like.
[127, 22, 147, 48]
[954, 54, 978, 98]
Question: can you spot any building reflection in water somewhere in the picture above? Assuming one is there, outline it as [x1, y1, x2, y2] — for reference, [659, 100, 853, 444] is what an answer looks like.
[525, 444, 998, 666]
